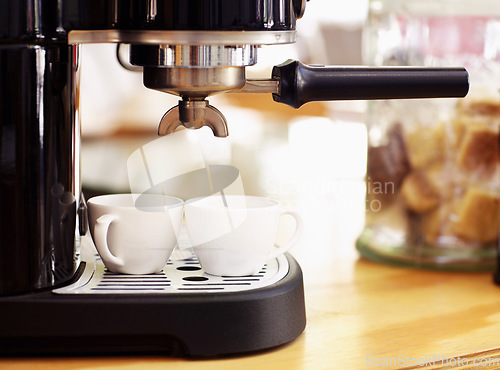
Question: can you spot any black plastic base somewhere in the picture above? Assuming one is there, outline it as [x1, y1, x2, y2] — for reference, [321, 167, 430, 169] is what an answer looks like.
[0, 255, 306, 357]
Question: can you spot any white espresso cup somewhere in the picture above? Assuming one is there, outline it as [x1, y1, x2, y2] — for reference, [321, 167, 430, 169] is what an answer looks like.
[184, 195, 303, 276]
[87, 193, 183, 274]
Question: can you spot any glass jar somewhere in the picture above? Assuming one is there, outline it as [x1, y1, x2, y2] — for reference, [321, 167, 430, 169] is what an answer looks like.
[357, 0, 500, 270]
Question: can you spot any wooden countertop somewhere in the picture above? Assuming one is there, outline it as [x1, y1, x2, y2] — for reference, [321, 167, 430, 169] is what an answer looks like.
[3, 254, 500, 369]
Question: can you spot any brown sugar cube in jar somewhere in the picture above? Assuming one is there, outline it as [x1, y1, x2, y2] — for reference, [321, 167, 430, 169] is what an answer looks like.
[404, 122, 447, 169]
[400, 171, 440, 213]
[457, 96, 500, 117]
[453, 187, 500, 243]
[457, 123, 499, 173]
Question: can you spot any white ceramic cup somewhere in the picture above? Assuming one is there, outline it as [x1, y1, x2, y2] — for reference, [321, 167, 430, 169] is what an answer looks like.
[184, 195, 303, 276]
[87, 193, 183, 274]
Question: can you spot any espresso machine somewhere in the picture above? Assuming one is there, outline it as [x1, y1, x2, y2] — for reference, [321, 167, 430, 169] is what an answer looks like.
[0, 0, 469, 356]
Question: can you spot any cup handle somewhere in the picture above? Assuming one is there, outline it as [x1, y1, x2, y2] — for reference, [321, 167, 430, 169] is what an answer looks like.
[94, 214, 125, 267]
[268, 208, 303, 259]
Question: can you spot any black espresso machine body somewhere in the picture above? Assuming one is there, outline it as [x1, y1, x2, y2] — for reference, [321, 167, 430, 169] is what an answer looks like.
[0, 0, 469, 357]
[0, 2, 80, 295]
[0, 0, 309, 356]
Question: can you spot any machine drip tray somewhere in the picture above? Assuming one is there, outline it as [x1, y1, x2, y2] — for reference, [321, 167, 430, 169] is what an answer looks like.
[54, 250, 290, 295]
[0, 239, 306, 357]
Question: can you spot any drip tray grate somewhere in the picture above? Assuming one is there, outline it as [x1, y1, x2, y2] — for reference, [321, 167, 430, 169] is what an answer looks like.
[54, 248, 289, 295]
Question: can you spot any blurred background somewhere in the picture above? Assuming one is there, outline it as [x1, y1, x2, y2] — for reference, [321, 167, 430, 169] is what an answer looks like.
[80, 0, 371, 266]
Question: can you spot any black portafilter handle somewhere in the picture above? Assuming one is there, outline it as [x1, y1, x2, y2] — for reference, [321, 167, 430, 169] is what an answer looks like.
[272, 59, 470, 108]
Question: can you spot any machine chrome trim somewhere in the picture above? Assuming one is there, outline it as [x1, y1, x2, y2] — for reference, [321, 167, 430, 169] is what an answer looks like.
[68, 30, 296, 45]
[131, 45, 258, 67]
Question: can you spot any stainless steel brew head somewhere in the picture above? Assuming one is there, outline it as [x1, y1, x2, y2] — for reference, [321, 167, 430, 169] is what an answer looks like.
[128, 39, 276, 137]
[134, 45, 250, 137]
